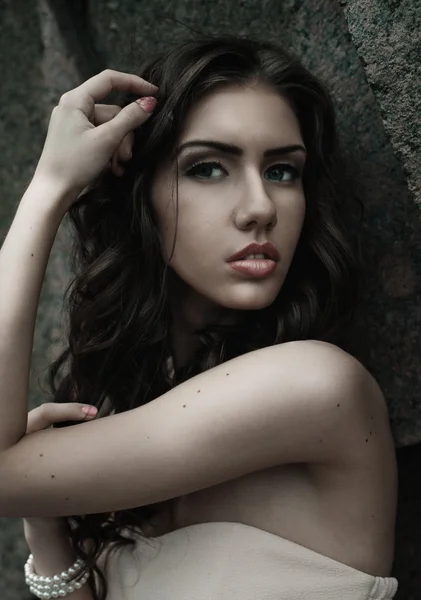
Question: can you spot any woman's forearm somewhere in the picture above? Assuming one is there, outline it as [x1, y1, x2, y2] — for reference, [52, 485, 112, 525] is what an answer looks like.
[0, 177, 71, 450]
[24, 520, 95, 600]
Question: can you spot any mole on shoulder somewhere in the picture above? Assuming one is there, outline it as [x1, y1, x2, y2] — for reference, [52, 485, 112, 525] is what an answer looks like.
[39, 454, 44, 457]
[50, 474, 55, 478]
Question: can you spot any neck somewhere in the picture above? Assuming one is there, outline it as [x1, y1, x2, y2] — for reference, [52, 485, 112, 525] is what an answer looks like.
[168, 282, 236, 370]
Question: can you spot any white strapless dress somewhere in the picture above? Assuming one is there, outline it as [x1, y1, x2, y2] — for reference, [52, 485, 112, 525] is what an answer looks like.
[103, 521, 398, 600]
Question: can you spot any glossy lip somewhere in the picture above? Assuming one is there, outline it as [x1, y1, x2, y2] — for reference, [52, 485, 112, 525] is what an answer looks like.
[227, 242, 280, 262]
[229, 259, 278, 279]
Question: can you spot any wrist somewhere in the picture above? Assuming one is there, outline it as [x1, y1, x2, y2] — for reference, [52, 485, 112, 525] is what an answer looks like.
[27, 173, 80, 217]
[24, 518, 69, 543]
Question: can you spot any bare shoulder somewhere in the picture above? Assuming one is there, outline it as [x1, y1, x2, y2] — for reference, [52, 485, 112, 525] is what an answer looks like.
[270, 339, 387, 412]
[259, 339, 393, 461]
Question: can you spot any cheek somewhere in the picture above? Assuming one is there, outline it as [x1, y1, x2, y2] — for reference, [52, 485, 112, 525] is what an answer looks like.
[280, 197, 306, 250]
[171, 211, 216, 263]
[168, 192, 222, 253]
[151, 182, 179, 260]
[157, 209, 177, 259]
[154, 199, 213, 265]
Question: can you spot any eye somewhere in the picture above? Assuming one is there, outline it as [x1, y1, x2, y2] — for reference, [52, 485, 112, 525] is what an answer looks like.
[185, 160, 227, 179]
[265, 164, 300, 183]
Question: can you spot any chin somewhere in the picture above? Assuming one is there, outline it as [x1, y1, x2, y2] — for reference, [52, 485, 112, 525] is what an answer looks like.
[217, 285, 281, 311]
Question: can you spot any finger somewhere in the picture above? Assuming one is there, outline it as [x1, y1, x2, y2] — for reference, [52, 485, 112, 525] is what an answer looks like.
[111, 153, 125, 177]
[93, 108, 134, 160]
[26, 403, 98, 434]
[118, 132, 134, 162]
[109, 134, 133, 176]
[62, 70, 158, 110]
[97, 97, 157, 146]
[96, 108, 133, 166]
[93, 104, 121, 126]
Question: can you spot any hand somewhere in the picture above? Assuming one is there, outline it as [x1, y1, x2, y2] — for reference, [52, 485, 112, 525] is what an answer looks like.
[24, 402, 98, 534]
[33, 69, 158, 207]
[93, 103, 137, 178]
[26, 401, 98, 434]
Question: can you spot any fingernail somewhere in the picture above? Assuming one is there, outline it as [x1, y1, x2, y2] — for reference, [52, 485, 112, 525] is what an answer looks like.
[136, 96, 157, 113]
[82, 406, 97, 416]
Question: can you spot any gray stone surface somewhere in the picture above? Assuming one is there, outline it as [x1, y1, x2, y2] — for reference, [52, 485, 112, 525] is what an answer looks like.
[340, 0, 421, 207]
[0, 1, 420, 598]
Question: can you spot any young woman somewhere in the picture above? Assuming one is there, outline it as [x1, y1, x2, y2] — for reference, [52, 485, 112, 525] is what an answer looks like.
[0, 36, 398, 599]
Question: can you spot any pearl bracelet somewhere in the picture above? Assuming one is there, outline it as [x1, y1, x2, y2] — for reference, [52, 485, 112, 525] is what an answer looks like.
[24, 553, 90, 599]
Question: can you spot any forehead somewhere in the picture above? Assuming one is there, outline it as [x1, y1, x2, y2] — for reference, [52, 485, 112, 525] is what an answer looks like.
[178, 84, 303, 146]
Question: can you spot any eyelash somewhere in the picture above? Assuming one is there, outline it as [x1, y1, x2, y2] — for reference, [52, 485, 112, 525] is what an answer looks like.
[185, 160, 301, 182]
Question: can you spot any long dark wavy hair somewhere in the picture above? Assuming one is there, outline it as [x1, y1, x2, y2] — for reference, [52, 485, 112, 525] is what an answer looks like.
[50, 34, 363, 599]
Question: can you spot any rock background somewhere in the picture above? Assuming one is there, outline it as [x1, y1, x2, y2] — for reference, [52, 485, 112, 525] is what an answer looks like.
[0, 0, 420, 597]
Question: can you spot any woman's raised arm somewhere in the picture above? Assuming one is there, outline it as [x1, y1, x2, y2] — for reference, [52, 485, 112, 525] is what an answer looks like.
[0, 69, 157, 452]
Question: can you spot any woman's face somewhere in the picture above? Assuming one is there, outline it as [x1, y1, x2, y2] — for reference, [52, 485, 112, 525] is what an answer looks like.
[151, 83, 306, 323]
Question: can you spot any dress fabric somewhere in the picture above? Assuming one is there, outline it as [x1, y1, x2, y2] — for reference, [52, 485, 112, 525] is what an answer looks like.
[104, 521, 398, 600]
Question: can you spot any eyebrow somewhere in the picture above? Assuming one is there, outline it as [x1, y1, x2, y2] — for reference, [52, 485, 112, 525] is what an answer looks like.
[176, 140, 307, 158]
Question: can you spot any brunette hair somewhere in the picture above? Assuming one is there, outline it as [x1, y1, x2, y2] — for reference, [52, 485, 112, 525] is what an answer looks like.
[50, 34, 363, 598]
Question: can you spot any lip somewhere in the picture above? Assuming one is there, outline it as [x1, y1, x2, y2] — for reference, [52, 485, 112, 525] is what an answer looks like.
[229, 259, 278, 279]
[227, 242, 280, 262]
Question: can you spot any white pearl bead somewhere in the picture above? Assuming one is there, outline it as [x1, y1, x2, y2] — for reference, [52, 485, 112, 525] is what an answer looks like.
[53, 575, 61, 583]
[52, 592, 59, 599]
[60, 571, 70, 580]
[67, 584, 74, 593]
[74, 581, 82, 589]
[59, 590, 67, 597]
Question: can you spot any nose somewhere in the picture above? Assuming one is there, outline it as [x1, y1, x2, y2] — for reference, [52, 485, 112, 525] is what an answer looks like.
[234, 176, 278, 232]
